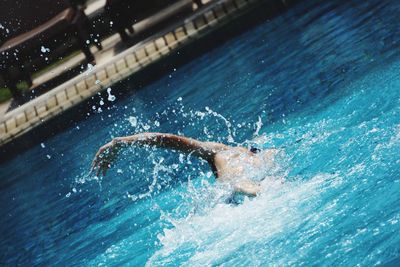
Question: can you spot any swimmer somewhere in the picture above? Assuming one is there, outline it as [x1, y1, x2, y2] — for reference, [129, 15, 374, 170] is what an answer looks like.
[92, 132, 278, 197]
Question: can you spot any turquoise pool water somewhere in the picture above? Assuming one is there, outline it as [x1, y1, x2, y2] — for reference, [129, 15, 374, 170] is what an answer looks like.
[1, 0, 400, 265]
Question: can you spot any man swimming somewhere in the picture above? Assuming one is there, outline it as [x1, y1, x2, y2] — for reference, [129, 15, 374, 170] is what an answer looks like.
[92, 132, 278, 197]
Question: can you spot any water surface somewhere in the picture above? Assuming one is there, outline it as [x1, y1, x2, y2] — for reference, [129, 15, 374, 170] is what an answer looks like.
[1, 0, 400, 265]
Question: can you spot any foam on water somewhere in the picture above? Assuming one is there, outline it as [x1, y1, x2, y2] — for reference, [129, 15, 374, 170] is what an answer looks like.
[148, 174, 337, 266]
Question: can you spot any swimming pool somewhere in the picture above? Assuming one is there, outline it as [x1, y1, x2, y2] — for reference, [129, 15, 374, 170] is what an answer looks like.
[1, 0, 400, 265]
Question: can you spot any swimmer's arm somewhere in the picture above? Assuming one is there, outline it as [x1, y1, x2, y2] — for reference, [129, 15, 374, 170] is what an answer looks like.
[114, 132, 229, 158]
[233, 180, 261, 197]
[92, 133, 229, 175]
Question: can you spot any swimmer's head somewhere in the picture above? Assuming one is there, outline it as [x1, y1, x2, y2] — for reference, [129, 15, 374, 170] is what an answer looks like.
[250, 147, 261, 154]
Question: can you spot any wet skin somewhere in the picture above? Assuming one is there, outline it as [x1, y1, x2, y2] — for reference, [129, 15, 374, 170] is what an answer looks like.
[92, 132, 277, 196]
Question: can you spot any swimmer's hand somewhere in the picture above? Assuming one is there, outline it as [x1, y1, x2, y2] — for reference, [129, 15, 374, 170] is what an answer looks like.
[91, 138, 122, 176]
[233, 180, 261, 197]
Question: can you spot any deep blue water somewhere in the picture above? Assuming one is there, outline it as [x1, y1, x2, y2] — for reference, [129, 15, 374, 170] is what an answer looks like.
[1, 0, 400, 265]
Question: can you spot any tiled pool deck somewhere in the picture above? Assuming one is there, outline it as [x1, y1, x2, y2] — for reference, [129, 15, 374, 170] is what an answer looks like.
[0, 0, 273, 148]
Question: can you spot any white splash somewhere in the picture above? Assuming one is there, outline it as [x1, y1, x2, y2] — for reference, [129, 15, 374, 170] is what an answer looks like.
[203, 106, 235, 143]
[147, 173, 340, 266]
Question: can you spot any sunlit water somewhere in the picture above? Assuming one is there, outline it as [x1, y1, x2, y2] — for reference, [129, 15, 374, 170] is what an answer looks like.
[1, 0, 400, 265]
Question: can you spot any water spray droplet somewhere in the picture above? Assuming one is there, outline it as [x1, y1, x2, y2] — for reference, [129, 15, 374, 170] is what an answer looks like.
[40, 46, 50, 53]
[128, 116, 137, 127]
[107, 88, 116, 101]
